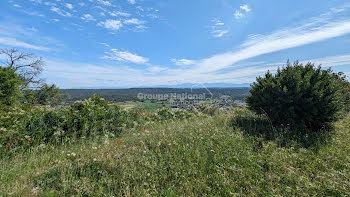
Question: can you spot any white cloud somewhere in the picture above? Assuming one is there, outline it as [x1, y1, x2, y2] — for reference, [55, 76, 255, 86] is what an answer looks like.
[141, 5, 350, 86]
[212, 30, 229, 38]
[98, 19, 123, 31]
[50, 7, 72, 17]
[100, 42, 110, 47]
[305, 53, 350, 67]
[234, 4, 251, 19]
[43, 59, 145, 88]
[22, 10, 45, 17]
[81, 14, 96, 22]
[110, 11, 131, 17]
[171, 58, 196, 66]
[78, 2, 85, 6]
[0, 37, 49, 51]
[103, 49, 149, 64]
[65, 3, 73, 9]
[240, 4, 251, 12]
[124, 18, 145, 25]
[210, 19, 229, 38]
[147, 66, 167, 72]
[97, 0, 112, 6]
[128, 0, 136, 4]
[195, 9, 350, 75]
[234, 10, 244, 19]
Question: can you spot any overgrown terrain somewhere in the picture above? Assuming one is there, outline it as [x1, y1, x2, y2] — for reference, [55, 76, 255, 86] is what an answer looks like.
[1, 108, 349, 196]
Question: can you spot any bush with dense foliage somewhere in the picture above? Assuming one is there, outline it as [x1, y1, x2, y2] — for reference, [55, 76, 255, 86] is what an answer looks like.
[0, 95, 127, 154]
[0, 67, 22, 107]
[246, 61, 345, 134]
[339, 77, 350, 112]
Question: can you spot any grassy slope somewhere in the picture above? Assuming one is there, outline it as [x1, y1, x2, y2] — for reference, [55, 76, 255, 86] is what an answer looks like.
[1, 113, 350, 196]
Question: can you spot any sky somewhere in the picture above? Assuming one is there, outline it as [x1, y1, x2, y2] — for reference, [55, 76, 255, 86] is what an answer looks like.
[0, 0, 350, 88]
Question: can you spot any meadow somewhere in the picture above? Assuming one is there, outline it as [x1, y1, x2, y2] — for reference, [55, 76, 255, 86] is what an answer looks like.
[1, 105, 349, 196]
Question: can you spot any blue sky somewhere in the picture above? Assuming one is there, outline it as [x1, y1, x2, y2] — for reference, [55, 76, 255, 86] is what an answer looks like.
[1, 0, 350, 88]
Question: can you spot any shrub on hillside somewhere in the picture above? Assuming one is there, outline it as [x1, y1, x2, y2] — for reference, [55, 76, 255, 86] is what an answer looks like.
[339, 76, 350, 112]
[0, 67, 22, 107]
[63, 94, 126, 137]
[246, 61, 344, 134]
[156, 108, 199, 121]
[0, 95, 127, 153]
[198, 105, 219, 116]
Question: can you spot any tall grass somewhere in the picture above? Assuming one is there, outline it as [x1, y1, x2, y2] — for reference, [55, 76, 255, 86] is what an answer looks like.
[1, 112, 350, 196]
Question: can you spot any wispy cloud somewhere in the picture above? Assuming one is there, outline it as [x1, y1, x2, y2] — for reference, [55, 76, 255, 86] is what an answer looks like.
[98, 19, 123, 31]
[128, 0, 136, 5]
[234, 11, 244, 19]
[213, 30, 229, 38]
[81, 14, 96, 22]
[240, 5, 251, 12]
[110, 11, 131, 17]
[103, 49, 149, 64]
[97, 0, 112, 7]
[50, 7, 72, 17]
[210, 19, 229, 38]
[171, 58, 196, 66]
[234, 4, 251, 19]
[43, 59, 145, 88]
[65, 3, 73, 10]
[305, 53, 350, 67]
[124, 18, 145, 25]
[0, 37, 49, 51]
[12, 4, 21, 8]
[194, 7, 350, 75]
[147, 66, 167, 72]
[145, 5, 350, 86]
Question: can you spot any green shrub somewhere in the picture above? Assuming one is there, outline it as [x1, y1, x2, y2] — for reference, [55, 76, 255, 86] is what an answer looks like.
[157, 108, 175, 120]
[35, 84, 66, 106]
[231, 109, 274, 139]
[246, 61, 344, 134]
[0, 67, 22, 107]
[230, 108, 332, 147]
[339, 78, 350, 112]
[156, 108, 199, 121]
[0, 95, 127, 155]
[63, 94, 126, 137]
[198, 105, 219, 116]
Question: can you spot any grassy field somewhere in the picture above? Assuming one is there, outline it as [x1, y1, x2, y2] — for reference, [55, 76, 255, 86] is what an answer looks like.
[1, 112, 350, 196]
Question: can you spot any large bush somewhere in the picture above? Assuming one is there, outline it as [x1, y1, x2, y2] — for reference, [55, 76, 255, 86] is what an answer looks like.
[246, 61, 344, 133]
[0, 95, 127, 154]
[0, 67, 22, 107]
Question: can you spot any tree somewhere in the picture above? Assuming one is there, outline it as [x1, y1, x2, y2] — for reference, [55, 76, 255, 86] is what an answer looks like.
[0, 67, 22, 106]
[0, 49, 45, 88]
[246, 61, 344, 133]
[22, 89, 37, 105]
[36, 84, 65, 106]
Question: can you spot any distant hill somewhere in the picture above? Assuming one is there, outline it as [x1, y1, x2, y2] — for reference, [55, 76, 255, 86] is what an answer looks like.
[61, 87, 251, 102]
